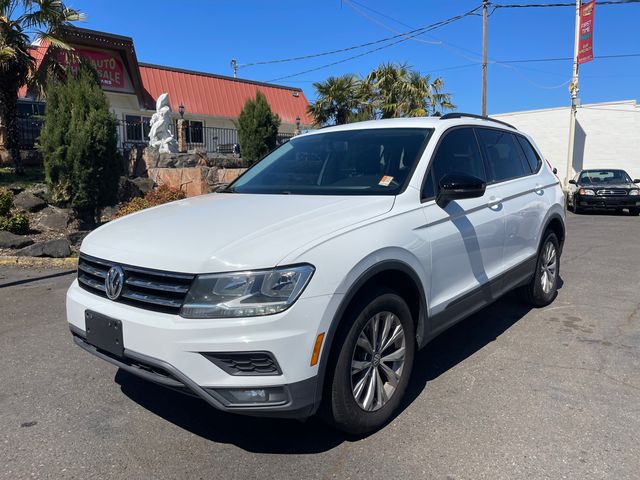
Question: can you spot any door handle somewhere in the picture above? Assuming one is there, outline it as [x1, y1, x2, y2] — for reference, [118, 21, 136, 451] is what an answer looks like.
[534, 184, 544, 195]
[487, 197, 502, 209]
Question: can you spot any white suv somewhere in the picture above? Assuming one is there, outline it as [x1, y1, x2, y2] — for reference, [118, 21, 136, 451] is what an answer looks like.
[67, 114, 565, 434]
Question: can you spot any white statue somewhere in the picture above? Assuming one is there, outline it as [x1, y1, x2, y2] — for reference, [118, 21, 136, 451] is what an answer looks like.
[148, 93, 178, 153]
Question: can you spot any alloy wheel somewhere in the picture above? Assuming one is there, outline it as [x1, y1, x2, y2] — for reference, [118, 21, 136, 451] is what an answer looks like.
[350, 311, 406, 412]
[540, 241, 557, 294]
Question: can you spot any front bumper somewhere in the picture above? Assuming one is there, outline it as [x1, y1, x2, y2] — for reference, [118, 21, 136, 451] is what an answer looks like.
[67, 280, 334, 418]
[70, 325, 316, 418]
[577, 195, 640, 208]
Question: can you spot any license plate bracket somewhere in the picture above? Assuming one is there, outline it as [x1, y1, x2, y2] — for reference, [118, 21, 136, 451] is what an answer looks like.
[85, 311, 124, 358]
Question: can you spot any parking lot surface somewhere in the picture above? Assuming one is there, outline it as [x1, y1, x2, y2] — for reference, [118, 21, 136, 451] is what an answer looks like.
[1, 211, 639, 479]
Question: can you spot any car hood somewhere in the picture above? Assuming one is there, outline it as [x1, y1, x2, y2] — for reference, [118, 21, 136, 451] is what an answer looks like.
[81, 193, 395, 273]
[578, 183, 638, 190]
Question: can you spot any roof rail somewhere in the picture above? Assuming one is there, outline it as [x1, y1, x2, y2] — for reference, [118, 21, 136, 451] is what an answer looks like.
[439, 112, 516, 130]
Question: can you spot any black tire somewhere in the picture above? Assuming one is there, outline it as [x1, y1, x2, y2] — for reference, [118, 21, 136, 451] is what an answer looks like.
[517, 231, 560, 307]
[630, 207, 640, 216]
[322, 288, 415, 435]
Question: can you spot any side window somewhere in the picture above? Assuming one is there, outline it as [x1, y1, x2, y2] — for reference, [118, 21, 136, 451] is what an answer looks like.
[422, 170, 435, 199]
[476, 129, 528, 183]
[422, 127, 485, 199]
[516, 135, 542, 173]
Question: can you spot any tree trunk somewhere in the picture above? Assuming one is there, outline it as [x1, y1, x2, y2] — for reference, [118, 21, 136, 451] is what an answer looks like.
[0, 78, 25, 175]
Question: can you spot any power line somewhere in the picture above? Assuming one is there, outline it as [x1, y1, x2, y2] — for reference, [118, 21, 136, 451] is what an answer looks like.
[266, 7, 483, 82]
[239, 5, 481, 70]
[498, 53, 640, 63]
[492, 0, 640, 7]
[342, 0, 485, 63]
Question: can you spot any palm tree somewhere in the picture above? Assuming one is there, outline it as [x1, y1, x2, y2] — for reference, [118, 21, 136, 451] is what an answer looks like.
[0, 0, 83, 174]
[307, 74, 361, 126]
[363, 62, 455, 119]
[364, 62, 411, 119]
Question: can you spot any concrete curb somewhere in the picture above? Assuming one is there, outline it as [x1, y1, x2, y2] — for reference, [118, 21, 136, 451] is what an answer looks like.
[0, 256, 78, 269]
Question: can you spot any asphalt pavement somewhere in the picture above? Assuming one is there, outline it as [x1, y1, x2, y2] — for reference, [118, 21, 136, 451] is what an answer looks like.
[1, 211, 639, 479]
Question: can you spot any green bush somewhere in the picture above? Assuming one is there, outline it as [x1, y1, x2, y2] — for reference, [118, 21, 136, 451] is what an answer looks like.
[0, 188, 13, 217]
[236, 91, 281, 166]
[39, 63, 121, 222]
[0, 212, 29, 235]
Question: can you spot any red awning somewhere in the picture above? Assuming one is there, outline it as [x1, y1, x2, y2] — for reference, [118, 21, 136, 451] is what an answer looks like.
[139, 63, 314, 126]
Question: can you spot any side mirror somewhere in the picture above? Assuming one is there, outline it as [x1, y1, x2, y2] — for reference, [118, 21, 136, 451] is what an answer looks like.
[568, 179, 577, 185]
[436, 173, 486, 208]
[553, 168, 558, 175]
[634, 179, 640, 184]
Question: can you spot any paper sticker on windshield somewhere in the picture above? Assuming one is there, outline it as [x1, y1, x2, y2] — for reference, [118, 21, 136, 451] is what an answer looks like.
[379, 175, 394, 187]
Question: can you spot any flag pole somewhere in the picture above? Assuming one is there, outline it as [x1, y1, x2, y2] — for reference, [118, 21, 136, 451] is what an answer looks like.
[564, 0, 581, 189]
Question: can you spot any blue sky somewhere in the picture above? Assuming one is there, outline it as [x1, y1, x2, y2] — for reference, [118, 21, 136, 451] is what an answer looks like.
[69, 0, 639, 114]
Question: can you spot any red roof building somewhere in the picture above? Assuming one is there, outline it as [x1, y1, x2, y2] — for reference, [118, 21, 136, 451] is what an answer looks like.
[19, 27, 314, 150]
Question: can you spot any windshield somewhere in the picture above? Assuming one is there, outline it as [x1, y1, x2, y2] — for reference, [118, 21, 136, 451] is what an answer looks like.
[228, 128, 432, 195]
[579, 170, 632, 184]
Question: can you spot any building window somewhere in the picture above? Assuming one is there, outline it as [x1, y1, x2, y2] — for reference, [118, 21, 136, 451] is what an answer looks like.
[125, 115, 151, 142]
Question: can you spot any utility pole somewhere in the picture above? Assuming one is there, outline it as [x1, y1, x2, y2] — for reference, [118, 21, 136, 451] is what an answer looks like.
[565, 0, 581, 189]
[481, 0, 488, 116]
[230, 59, 238, 78]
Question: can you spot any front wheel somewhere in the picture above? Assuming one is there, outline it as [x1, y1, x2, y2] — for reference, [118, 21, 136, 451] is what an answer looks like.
[518, 231, 560, 307]
[630, 207, 640, 216]
[323, 289, 415, 435]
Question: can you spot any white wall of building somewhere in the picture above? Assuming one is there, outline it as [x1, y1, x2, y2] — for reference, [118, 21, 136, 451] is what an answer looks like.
[493, 100, 640, 182]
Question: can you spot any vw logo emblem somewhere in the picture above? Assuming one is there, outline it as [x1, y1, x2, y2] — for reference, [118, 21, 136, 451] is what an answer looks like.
[105, 266, 125, 300]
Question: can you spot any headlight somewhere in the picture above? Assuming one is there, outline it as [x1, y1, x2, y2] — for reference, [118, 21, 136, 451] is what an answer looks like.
[629, 189, 639, 196]
[578, 188, 595, 196]
[180, 264, 314, 318]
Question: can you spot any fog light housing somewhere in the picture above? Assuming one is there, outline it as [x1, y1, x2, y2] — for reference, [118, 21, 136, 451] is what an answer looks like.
[215, 386, 288, 406]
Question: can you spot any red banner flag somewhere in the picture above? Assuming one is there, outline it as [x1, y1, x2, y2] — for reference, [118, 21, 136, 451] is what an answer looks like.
[577, 1, 596, 65]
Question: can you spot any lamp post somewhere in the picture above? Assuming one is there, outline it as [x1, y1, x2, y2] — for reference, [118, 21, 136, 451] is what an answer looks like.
[177, 103, 186, 153]
[295, 116, 301, 136]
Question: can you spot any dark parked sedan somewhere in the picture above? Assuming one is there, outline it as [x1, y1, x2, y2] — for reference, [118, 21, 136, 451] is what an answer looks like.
[568, 169, 640, 215]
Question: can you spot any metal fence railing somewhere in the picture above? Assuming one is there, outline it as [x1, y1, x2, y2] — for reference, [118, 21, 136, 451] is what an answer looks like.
[16, 116, 295, 157]
[17, 115, 44, 149]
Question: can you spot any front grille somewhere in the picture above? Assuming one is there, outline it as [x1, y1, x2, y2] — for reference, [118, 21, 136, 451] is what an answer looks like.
[202, 352, 282, 376]
[596, 189, 627, 196]
[77, 254, 195, 314]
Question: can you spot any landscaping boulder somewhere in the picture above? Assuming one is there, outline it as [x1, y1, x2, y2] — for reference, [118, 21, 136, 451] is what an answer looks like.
[35, 206, 72, 231]
[118, 176, 143, 202]
[13, 191, 46, 212]
[0, 231, 34, 249]
[16, 238, 71, 258]
[67, 231, 90, 247]
[143, 146, 208, 170]
[131, 177, 155, 195]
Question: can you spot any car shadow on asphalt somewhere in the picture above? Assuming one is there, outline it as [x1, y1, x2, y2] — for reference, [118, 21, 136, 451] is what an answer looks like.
[115, 288, 554, 454]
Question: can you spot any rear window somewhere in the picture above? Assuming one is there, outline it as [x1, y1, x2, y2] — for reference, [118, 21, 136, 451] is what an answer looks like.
[476, 129, 528, 183]
[516, 136, 542, 173]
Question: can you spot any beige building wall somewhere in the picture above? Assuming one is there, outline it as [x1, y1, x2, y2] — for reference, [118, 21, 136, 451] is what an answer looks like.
[493, 100, 640, 182]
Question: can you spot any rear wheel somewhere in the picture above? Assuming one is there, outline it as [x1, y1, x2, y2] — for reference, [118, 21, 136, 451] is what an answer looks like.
[322, 288, 415, 435]
[518, 231, 560, 307]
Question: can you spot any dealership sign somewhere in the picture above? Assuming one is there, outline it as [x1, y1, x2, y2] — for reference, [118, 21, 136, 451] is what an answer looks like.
[577, 1, 595, 65]
[57, 48, 125, 88]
